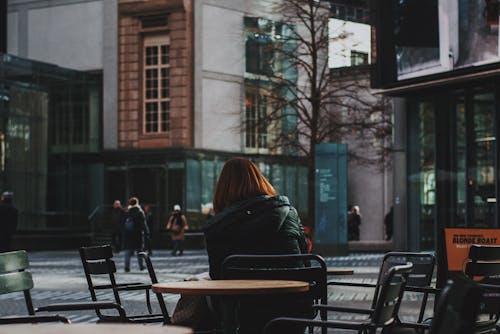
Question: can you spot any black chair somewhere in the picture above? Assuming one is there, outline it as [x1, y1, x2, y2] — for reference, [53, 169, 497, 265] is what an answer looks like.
[0, 250, 124, 324]
[264, 271, 482, 334]
[428, 276, 483, 334]
[328, 252, 437, 332]
[79, 245, 168, 324]
[221, 254, 327, 333]
[137, 251, 171, 323]
[264, 262, 414, 334]
[464, 244, 500, 333]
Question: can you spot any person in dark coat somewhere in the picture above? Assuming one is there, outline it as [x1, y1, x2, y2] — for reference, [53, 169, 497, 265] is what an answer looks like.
[384, 206, 394, 241]
[144, 204, 154, 255]
[122, 197, 149, 272]
[111, 200, 124, 253]
[204, 157, 309, 334]
[0, 191, 18, 253]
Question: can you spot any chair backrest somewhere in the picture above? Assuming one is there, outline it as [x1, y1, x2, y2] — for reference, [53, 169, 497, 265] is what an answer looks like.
[221, 254, 327, 304]
[79, 245, 122, 308]
[0, 250, 35, 315]
[465, 244, 500, 279]
[374, 251, 435, 321]
[371, 262, 413, 326]
[429, 276, 482, 334]
[464, 244, 500, 326]
[138, 251, 171, 324]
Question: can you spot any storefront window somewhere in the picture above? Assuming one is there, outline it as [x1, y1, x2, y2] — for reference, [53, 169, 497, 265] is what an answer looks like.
[454, 96, 466, 227]
[470, 92, 496, 227]
[408, 99, 435, 250]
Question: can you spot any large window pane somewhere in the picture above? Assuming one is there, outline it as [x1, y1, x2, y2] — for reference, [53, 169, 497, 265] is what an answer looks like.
[470, 92, 496, 227]
[408, 99, 435, 250]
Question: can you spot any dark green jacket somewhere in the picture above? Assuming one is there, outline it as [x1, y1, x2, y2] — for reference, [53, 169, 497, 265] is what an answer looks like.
[204, 195, 308, 279]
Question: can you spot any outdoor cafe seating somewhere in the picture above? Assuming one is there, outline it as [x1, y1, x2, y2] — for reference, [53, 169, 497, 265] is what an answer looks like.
[264, 273, 483, 334]
[326, 252, 436, 332]
[0, 250, 125, 324]
[79, 245, 169, 324]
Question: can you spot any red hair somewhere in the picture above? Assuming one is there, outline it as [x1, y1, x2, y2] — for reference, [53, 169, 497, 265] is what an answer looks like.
[213, 158, 276, 213]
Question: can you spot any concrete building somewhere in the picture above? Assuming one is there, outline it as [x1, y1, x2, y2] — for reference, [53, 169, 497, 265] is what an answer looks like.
[3, 0, 309, 248]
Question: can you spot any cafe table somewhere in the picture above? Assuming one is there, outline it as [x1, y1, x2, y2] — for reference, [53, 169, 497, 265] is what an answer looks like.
[0, 323, 192, 334]
[153, 279, 310, 333]
[152, 279, 309, 295]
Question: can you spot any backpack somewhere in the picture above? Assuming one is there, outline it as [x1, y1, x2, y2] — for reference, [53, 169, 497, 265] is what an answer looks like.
[124, 216, 135, 232]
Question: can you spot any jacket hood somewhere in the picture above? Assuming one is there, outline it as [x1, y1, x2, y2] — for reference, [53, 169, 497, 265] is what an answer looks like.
[204, 195, 291, 239]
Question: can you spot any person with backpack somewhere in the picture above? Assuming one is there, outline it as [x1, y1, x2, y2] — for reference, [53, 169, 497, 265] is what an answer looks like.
[166, 204, 189, 256]
[121, 197, 149, 272]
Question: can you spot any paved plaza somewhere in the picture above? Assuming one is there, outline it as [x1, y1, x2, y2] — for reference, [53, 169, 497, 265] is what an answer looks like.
[0, 249, 434, 329]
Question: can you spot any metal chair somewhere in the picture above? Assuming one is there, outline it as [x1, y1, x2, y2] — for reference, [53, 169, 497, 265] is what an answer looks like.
[328, 252, 437, 333]
[79, 245, 168, 324]
[221, 253, 327, 334]
[264, 262, 414, 334]
[0, 250, 124, 324]
[464, 244, 500, 333]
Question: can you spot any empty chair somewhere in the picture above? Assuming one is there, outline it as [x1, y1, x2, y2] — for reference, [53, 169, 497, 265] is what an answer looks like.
[264, 272, 482, 334]
[0, 250, 124, 324]
[79, 245, 168, 323]
[264, 262, 414, 334]
[464, 244, 500, 333]
[328, 252, 436, 332]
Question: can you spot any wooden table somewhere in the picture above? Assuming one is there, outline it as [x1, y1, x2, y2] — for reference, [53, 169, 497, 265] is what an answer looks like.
[327, 268, 355, 276]
[152, 279, 309, 295]
[153, 279, 309, 334]
[0, 323, 192, 334]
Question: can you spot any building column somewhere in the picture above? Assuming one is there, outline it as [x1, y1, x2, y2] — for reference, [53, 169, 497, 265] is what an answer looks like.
[392, 97, 408, 250]
[0, 0, 6, 53]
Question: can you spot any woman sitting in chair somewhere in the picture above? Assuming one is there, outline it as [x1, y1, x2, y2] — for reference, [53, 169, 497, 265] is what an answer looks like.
[204, 157, 310, 334]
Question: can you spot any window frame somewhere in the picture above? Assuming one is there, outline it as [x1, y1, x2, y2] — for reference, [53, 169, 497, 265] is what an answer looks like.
[142, 34, 170, 135]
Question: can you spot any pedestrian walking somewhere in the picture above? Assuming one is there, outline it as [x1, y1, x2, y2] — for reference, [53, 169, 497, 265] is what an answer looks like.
[121, 197, 149, 272]
[0, 191, 18, 252]
[166, 204, 189, 256]
[384, 206, 394, 241]
[144, 204, 154, 255]
[347, 205, 362, 241]
[111, 200, 124, 253]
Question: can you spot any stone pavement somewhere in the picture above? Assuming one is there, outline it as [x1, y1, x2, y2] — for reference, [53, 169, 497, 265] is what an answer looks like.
[0, 249, 434, 329]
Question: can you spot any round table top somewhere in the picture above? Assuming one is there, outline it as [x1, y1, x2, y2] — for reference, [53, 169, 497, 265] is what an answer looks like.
[0, 323, 192, 334]
[152, 279, 309, 295]
[327, 268, 355, 275]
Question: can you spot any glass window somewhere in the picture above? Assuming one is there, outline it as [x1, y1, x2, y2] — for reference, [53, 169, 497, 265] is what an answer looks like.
[350, 51, 369, 66]
[201, 160, 215, 208]
[143, 35, 170, 134]
[454, 95, 466, 227]
[245, 88, 270, 149]
[394, 0, 440, 78]
[244, 17, 283, 76]
[469, 92, 496, 227]
[408, 99, 436, 250]
[186, 159, 201, 212]
[271, 164, 284, 194]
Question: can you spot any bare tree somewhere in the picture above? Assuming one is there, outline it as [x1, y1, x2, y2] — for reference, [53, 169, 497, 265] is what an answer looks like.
[243, 0, 391, 226]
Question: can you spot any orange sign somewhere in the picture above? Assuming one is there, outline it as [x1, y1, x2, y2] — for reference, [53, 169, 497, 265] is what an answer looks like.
[444, 228, 500, 271]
